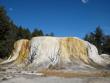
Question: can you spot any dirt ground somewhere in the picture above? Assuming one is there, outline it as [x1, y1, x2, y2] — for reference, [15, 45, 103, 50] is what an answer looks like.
[0, 68, 110, 83]
[1, 75, 110, 83]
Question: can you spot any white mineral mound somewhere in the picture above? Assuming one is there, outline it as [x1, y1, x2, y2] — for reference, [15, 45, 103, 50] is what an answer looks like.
[0, 36, 110, 70]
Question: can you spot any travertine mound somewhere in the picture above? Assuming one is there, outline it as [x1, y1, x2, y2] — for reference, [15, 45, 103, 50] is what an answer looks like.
[1, 36, 110, 70]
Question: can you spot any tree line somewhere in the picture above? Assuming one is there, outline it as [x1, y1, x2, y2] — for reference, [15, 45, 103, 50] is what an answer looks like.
[0, 6, 110, 59]
[0, 6, 54, 58]
[84, 26, 110, 55]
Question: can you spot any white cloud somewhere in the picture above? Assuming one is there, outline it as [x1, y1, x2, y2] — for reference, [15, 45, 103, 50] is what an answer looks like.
[81, 0, 88, 4]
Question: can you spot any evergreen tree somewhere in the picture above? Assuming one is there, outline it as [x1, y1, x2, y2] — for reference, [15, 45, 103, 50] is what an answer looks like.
[102, 35, 110, 54]
[16, 26, 31, 40]
[0, 6, 17, 58]
[84, 26, 104, 54]
[32, 28, 44, 37]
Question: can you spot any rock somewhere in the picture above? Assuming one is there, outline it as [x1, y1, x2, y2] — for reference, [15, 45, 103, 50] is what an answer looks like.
[0, 36, 110, 70]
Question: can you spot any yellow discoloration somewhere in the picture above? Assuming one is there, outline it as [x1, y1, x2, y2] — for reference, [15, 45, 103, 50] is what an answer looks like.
[14, 40, 29, 65]
[59, 38, 89, 64]
[1, 37, 109, 69]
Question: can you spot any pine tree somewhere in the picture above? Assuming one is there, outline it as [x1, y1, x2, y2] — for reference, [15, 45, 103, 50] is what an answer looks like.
[0, 6, 17, 58]
[32, 28, 44, 37]
[102, 35, 110, 54]
[84, 26, 104, 54]
[16, 26, 31, 40]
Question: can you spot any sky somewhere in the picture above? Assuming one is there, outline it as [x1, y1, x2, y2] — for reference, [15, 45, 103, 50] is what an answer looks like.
[0, 0, 110, 38]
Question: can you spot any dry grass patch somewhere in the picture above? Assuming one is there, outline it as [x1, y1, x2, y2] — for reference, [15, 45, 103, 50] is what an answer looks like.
[38, 69, 110, 78]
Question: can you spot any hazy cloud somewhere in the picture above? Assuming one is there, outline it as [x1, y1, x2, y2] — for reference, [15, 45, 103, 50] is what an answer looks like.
[9, 8, 13, 11]
[81, 0, 88, 4]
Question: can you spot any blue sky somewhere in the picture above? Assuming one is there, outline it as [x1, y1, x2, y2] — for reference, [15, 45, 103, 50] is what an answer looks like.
[0, 0, 110, 38]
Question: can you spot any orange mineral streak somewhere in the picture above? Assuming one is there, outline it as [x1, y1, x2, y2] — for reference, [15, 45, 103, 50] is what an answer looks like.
[59, 38, 89, 64]
[14, 39, 29, 65]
